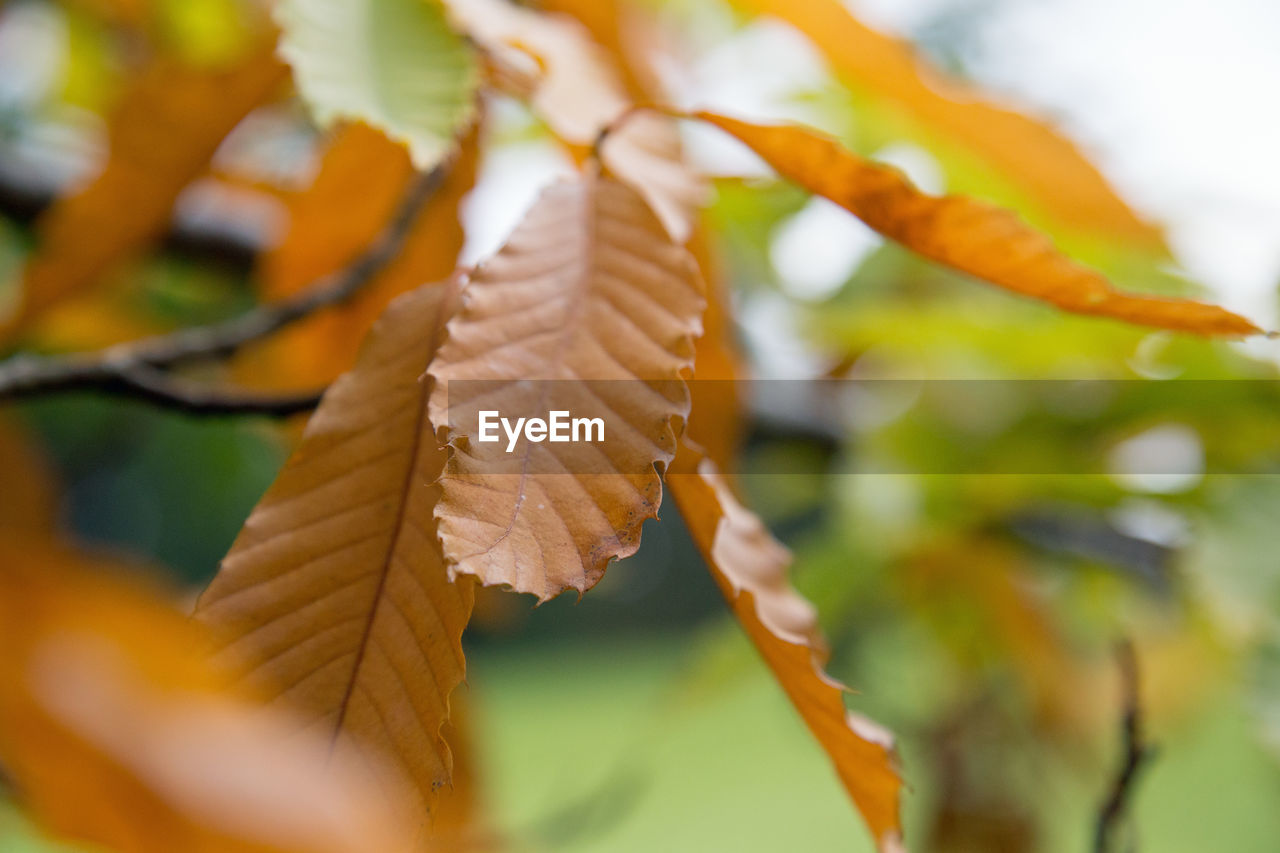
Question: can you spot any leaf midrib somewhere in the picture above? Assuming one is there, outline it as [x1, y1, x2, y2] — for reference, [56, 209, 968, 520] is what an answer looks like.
[329, 283, 454, 748]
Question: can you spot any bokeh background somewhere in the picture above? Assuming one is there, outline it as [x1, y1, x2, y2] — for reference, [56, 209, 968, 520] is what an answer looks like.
[3, 0, 1280, 849]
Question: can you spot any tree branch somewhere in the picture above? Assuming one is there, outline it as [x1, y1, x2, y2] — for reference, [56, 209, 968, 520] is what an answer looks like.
[1094, 639, 1155, 853]
[47, 363, 325, 416]
[0, 165, 445, 413]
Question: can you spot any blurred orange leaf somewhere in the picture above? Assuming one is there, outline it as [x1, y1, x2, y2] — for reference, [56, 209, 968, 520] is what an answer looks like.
[668, 444, 903, 850]
[427, 174, 704, 600]
[0, 544, 417, 853]
[730, 0, 1163, 248]
[260, 124, 417, 300]
[695, 113, 1261, 336]
[197, 281, 475, 832]
[240, 122, 478, 390]
[4, 45, 286, 338]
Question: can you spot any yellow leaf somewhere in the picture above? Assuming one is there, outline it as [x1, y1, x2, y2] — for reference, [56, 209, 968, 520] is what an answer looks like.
[0, 543, 416, 853]
[427, 174, 705, 600]
[4, 44, 286, 338]
[240, 123, 479, 390]
[667, 444, 903, 850]
[695, 113, 1261, 337]
[196, 281, 476, 831]
[730, 0, 1163, 248]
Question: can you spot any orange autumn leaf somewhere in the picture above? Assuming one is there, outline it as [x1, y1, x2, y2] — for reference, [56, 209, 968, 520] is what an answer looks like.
[695, 112, 1261, 337]
[261, 124, 417, 301]
[240, 123, 478, 390]
[685, 225, 745, 473]
[730, 0, 1163, 248]
[197, 281, 475, 832]
[4, 45, 286, 338]
[0, 543, 417, 853]
[428, 173, 705, 600]
[667, 444, 903, 850]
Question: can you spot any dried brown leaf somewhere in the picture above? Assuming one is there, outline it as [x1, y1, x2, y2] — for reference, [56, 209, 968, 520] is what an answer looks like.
[428, 174, 704, 600]
[536, 0, 746, 470]
[196, 281, 475, 832]
[668, 444, 903, 850]
[696, 113, 1261, 336]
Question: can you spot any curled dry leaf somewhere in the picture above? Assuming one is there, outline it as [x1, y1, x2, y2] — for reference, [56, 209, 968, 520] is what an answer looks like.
[667, 443, 903, 851]
[730, 0, 1164, 248]
[196, 281, 475, 831]
[3, 45, 286, 337]
[538, 0, 663, 97]
[445, 0, 620, 144]
[536, 0, 748, 471]
[0, 544, 416, 853]
[696, 113, 1261, 337]
[602, 108, 708, 247]
[428, 692, 498, 853]
[240, 123, 479, 389]
[428, 174, 705, 600]
[443, 0, 703, 240]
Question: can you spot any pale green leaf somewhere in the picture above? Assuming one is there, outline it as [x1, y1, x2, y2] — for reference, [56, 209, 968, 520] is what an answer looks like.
[276, 0, 478, 169]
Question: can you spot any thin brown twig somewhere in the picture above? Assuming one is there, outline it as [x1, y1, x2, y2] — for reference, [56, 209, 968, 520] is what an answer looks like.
[45, 363, 325, 416]
[1094, 638, 1155, 853]
[0, 165, 446, 413]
